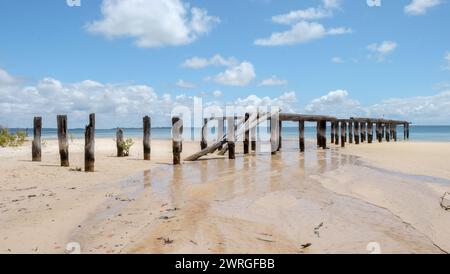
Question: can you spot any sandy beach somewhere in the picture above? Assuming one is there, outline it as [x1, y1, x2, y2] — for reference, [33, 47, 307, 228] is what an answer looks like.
[1, 137, 449, 254]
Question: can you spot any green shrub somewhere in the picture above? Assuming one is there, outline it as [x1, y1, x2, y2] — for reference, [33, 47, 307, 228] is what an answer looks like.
[0, 128, 27, 147]
[118, 138, 134, 156]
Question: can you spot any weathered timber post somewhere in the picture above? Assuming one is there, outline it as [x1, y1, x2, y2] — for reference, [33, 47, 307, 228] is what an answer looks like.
[385, 124, 390, 142]
[368, 122, 373, 144]
[218, 117, 225, 151]
[32, 117, 42, 162]
[377, 122, 383, 143]
[354, 122, 360, 145]
[331, 122, 335, 144]
[299, 120, 305, 153]
[84, 114, 95, 172]
[393, 124, 398, 142]
[316, 121, 321, 148]
[227, 116, 236, 159]
[319, 120, 327, 149]
[143, 116, 151, 160]
[250, 114, 257, 151]
[244, 113, 250, 154]
[270, 115, 279, 155]
[334, 121, 339, 145]
[172, 117, 183, 165]
[348, 121, 353, 144]
[403, 123, 407, 140]
[278, 119, 282, 151]
[116, 128, 125, 157]
[360, 122, 366, 143]
[341, 122, 346, 148]
[345, 122, 348, 143]
[57, 115, 69, 166]
[407, 123, 410, 140]
[201, 118, 208, 150]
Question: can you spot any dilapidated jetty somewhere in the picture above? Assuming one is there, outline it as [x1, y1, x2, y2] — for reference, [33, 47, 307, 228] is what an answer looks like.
[30, 112, 410, 170]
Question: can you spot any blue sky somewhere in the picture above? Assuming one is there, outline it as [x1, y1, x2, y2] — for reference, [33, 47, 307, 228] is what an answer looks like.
[0, 0, 449, 127]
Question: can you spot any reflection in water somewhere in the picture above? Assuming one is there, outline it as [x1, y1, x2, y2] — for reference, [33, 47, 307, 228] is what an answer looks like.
[70, 140, 362, 247]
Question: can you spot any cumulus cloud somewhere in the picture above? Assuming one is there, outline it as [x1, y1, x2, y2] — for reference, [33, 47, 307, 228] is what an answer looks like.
[181, 54, 237, 69]
[405, 0, 442, 15]
[367, 41, 398, 62]
[234, 91, 298, 113]
[0, 68, 18, 86]
[258, 76, 288, 87]
[305, 90, 363, 117]
[212, 90, 223, 97]
[256, 0, 349, 46]
[175, 79, 196, 89]
[255, 21, 351, 46]
[86, 0, 219, 48]
[212, 62, 256, 87]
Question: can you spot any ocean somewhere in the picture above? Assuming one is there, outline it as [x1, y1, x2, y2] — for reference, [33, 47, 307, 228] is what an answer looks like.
[6, 125, 450, 142]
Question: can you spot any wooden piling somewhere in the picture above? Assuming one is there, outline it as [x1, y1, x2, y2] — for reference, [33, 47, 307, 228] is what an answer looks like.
[84, 114, 95, 172]
[270, 116, 279, 155]
[116, 128, 125, 157]
[348, 121, 353, 144]
[32, 117, 42, 162]
[57, 115, 69, 167]
[393, 124, 397, 142]
[368, 122, 373, 144]
[251, 114, 257, 151]
[354, 122, 360, 144]
[385, 124, 390, 142]
[341, 122, 346, 148]
[218, 117, 225, 151]
[377, 122, 382, 143]
[299, 120, 305, 153]
[331, 122, 335, 144]
[406, 123, 410, 140]
[278, 120, 282, 151]
[360, 122, 366, 143]
[227, 116, 236, 159]
[334, 121, 339, 145]
[143, 116, 151, 160]
[201, 118, 208, 150]
[172, 117, 183, 165]
[244, 113, 250, 154]
[319, 120, 327, 149]
[316, 121, 321, 148]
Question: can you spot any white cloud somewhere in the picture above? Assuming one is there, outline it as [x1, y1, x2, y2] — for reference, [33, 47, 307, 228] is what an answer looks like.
[86, 0, 219, 48]
[305, 90, 363, 117]
[322, 0, 342, 9]
[258, 76, 288, 86]
[443, 52, 450, 70]
[212, 62, 256, 87]
[212, 90, 223, 97]
[175, 79, 196, 89]
[272, 8, 332, 25]
[331, 57, 343, 63]
[181, 54, 237, 69]
[234, 91, 298, 113]
[0, 68, 18, 86]
[367, 41, 398, 62]
[405, 0, 442, 15]
[255, 21, 351, 46]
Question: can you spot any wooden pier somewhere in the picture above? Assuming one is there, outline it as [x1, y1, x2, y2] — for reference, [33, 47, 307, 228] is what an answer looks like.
[30, 113, 410, 169]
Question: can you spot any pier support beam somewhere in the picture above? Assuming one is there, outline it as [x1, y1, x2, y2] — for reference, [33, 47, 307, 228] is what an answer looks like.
[367, 122, 373, 144]
[299, 120, 305, 153]
[218, 117, 225, 151]
[143, 116, 151, 160]
[406, 123, 410, 140]
[385, 124, 390, 142]
[116, 128, 124, 157]
[227, 116, 236, 159]
[348, 122, 353, 144]
[270, 115, 279, 155]
[319, 120, 327, 149]
[244, 113, 250, 154]
[361, 122, 366, 143]
[32, 117, 42, 162]
[331, 122, 335, 144]
[251, 114, 257, 151]
[341, 122, 346, 148]
[316, 121, 321, 148]
[334, 121, 339, 145]
[354, 122, 360, 145]
[172, 117, 183, 165]
[278, 119, 282, 151]
[201, 118, 208, 150]
[376, 122, 382, 143]
[57, 115, 69, 167]
[84, 114, 95, 172]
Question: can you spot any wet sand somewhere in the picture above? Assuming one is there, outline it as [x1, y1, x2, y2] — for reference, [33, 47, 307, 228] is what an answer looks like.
[1, 138, 449, 254]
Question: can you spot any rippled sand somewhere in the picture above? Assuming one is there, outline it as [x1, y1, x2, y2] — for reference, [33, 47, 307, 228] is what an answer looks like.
[1, 138, 449, 253]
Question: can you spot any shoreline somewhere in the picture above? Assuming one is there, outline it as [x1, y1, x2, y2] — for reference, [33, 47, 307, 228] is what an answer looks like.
[1, 138, 450, 253]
